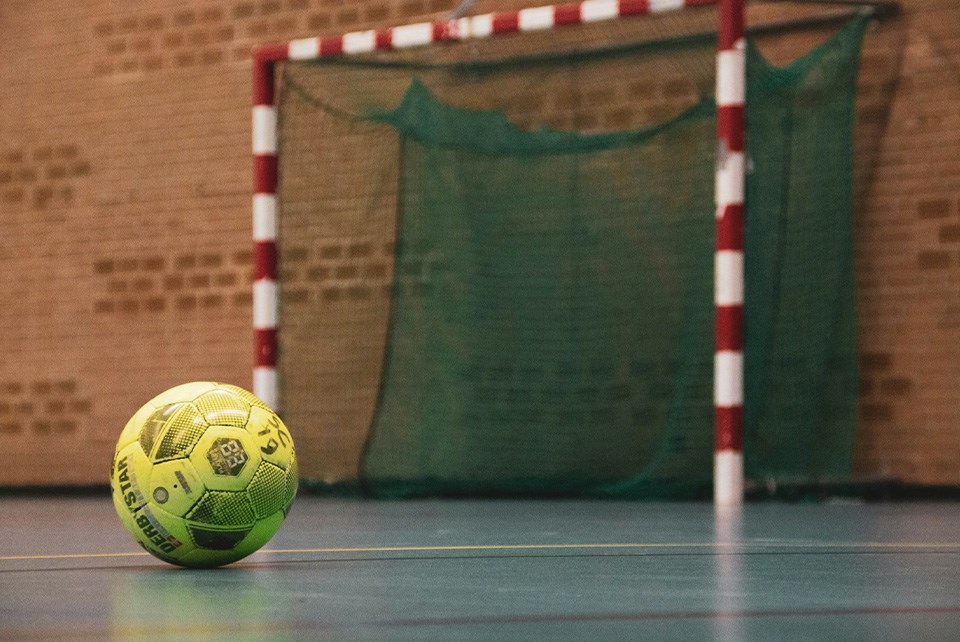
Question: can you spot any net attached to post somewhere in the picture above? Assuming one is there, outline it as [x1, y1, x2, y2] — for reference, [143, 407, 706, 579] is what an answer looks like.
[275, 10, 869, 498]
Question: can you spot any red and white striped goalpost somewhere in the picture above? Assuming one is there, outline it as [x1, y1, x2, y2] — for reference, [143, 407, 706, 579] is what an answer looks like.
[251, 0, 746, 505]
[714, 0, 746, 506]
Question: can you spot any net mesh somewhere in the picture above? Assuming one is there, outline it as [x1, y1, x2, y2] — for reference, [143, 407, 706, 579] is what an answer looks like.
[275, 9, 869, 497]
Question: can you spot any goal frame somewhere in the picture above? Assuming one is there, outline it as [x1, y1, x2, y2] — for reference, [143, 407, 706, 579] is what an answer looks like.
[251, 0, 746, 505]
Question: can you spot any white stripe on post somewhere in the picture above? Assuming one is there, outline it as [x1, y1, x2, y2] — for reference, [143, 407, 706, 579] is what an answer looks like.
[253, 367, 279, 411]
[715, 250, 744, 306]
[252, 106, 277, 155]
[716, 46, 746, 106]
[392, 22, 435, 48]
[253, 279, 278, 330]
[714, 351, 744, 407]
[288, 37, 320, 60]
[468, 14, 495, 38]
[453, 17, 471, 39]
[253, 194, 277, 241]
[343, 30, 377, 54]
[580, 0, 619, 22]
[715, 150, 745, 217]
[714, 451, 744, 506]
[649, 0, 686, 13]
[519, 6, 556, 31]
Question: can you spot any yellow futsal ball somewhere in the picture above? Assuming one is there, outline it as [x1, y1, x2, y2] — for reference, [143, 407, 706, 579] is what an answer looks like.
[110, 382, 297, 568]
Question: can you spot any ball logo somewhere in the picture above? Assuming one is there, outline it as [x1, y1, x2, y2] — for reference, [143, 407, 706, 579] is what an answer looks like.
[207, 438, 248, 476]
[258, 414, 291, 456]
[174, 469, 193, 494]
[134, 509, 183, 554]
[114, 455, 144, 511]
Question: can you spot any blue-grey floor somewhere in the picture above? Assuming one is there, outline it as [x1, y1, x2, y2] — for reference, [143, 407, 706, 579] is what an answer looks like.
[2, 497, 960, 640]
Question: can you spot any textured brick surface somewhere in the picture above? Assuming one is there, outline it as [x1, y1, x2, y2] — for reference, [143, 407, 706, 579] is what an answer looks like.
[0, 0, 957, 487]
[848, 0, 960, 485]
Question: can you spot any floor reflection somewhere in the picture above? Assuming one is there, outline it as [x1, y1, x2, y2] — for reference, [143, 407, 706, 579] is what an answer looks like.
[713, 505, 744, 641]
[109, 562, 299, 639]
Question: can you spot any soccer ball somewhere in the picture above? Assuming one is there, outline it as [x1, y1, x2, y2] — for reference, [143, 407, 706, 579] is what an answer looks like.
[110, 382, 297, 568]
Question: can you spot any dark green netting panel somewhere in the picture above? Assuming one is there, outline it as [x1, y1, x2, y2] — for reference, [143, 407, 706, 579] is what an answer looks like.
[275, 13, 868, 498]
[743, 17, 866, 484]
[366, 88, 716, 497]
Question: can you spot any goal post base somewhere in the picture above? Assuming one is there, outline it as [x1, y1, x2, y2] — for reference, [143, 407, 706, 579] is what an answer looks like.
[714, 450, 744, 506]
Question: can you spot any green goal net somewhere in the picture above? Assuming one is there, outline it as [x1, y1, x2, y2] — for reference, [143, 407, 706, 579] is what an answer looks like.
[275, 12, 869, 498]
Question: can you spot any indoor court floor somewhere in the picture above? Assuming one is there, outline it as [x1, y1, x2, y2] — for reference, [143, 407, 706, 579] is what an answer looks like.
[2, 496, 960, 640]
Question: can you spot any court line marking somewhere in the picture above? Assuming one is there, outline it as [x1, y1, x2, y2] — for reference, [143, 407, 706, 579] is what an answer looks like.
[3, 541, 960, 562]
[264, 541, 960, 554]
[0, 552, 150, 561]
[386, 605, 960, 628]
[5, 605, 960, 640]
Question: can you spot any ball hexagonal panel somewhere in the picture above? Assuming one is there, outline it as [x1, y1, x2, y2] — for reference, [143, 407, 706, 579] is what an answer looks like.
[188, 526, 253, 551]
[284, 456, 298, 513]
[116, 401, 157, 453]
[219, 383, 273, 411]
[139, 403, 184, 458]
[145, 458, 206, 518]
[195, 389, 250, 427]
[147, 381, 219, 407]
[246, 462, 287, 519]
[112, 441, 151, 515]
[189, 426, 260, 491]
[186, 489, 256, 527]
[206, 437, 249, 476]
[183, 490, 256, 552]
[153, 403, 207, 462]
[246, 405, 295, 470]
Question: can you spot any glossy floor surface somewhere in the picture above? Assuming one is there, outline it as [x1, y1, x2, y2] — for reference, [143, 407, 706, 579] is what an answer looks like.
[2, 497, 960, 640]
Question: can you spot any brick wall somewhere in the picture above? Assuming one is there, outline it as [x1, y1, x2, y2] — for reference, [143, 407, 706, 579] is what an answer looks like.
[0, 0, 956, 487]
[851, 0, 960, 484]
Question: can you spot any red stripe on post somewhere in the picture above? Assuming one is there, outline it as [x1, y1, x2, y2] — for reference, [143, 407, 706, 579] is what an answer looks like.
[716, 203, 744, 250]
[255, 328, 278, 367]
[718, 0, 744, 50]
[716, 305, 743, 351]
[254, 44, 290, 64]
[717, 104, 744, 152]
[715, 405, 743, 451]
[252, 60, 275, 107]
[618, 0, 651, 17]
[254, 241, 277, 281]
[252, 45, 289, 105]
[492, 12, 520, 33]
[376, 29, 393, 49]
[253, 154, 277, 194]
[432, 21, 449, 42]
[319, 36, 344, 56]
[554, 3, 583, 25]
